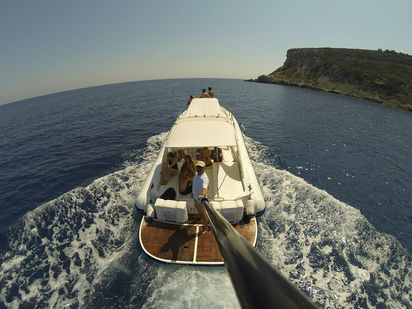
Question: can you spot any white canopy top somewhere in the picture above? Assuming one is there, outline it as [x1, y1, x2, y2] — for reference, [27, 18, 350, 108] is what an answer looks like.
[183, 98, 225, 118]
[164, 98, 236, 148]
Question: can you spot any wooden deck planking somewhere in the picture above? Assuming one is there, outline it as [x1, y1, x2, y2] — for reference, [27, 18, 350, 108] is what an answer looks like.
[196, 230, 223, 262]
[140, 217, 257, 264]
[140, 220, 197, 262]
[234, 219, 256, 244]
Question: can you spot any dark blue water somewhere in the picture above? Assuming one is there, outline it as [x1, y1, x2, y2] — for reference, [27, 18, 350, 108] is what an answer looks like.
[0, 79, 411, 308]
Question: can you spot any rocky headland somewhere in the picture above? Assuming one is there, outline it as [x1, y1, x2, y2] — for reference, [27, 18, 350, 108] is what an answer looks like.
[252, 48, 412, 111]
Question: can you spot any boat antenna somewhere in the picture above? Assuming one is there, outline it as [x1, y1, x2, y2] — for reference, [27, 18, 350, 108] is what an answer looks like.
[201, 198, 318, 309]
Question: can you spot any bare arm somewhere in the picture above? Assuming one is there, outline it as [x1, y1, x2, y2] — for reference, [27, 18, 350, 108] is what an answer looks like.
[198, 188, 207, 199]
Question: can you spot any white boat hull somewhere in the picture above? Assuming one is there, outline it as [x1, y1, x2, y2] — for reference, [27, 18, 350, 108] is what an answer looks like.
[135, 98, 265, 264]
[136, 98, 265, 219]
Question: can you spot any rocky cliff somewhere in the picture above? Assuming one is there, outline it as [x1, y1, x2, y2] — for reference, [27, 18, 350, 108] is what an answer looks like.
[254, 48, 412, 111]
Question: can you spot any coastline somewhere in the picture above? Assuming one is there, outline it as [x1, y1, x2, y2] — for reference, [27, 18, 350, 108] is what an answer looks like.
[249, 48, 412, 111]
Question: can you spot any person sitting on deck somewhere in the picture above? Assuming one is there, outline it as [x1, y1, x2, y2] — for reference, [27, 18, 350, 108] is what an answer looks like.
[187, 95, 193, 105]
[198, 147, 212, 166]
[208, 87, 214, 98]
[160, 152, 178, 185]
[211, 147, 222, 162]
[179, 155, 195, 195]
[177, 148, 186, 162]
[200, 89, 211, 98]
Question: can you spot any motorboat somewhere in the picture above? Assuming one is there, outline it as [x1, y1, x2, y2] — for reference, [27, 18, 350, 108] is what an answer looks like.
[136, 98, 265, 265]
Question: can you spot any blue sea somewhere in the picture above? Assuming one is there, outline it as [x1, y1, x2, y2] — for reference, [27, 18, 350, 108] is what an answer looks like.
[0, 79, 411, 308]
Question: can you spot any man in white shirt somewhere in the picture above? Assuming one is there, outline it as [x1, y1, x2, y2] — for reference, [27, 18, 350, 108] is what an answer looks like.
[192, 160, 209, 227]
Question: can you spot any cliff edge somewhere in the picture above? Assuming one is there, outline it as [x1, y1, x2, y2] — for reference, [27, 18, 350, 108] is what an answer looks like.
[254, 48, 412, 111]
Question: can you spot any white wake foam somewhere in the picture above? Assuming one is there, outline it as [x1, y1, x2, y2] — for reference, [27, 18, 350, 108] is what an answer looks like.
[246, 136, 411, 308]
[0, 133, 166, 308]
[1, 133, 410, 308]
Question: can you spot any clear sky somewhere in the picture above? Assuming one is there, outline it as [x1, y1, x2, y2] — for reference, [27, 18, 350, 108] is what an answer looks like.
[1, 0, 411, 105]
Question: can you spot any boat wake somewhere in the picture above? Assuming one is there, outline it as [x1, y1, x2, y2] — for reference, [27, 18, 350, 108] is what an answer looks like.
[246, 136, 411, 308]
[0, 133, 410, 308]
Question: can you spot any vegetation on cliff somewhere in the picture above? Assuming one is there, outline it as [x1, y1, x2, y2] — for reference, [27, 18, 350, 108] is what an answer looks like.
[255, 48, 412, 111]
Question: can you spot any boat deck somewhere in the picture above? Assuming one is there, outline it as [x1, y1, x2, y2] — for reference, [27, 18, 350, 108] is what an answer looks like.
[139, 216, 257, 265]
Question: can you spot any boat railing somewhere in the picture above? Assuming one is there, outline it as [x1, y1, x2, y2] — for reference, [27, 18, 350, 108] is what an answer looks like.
[233, 123, 253, 196]
[201, 198, 317, 309]
[212, 191, 251, 202]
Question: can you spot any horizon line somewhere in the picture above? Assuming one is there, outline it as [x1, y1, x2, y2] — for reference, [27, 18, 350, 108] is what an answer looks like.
[0, 77, 249, 107]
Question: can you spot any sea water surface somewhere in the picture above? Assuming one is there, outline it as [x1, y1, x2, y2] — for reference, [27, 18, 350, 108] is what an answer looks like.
[0, 79, 411, 308]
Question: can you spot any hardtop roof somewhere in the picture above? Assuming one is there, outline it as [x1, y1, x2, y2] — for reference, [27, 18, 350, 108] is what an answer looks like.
[164, 98, 237, 148]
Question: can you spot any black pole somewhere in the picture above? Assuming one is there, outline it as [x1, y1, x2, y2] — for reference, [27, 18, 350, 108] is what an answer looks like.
[201, 198, 317, 309]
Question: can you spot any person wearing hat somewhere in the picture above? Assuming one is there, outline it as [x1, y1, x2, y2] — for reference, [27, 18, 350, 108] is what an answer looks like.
[192, 160, 209, 228]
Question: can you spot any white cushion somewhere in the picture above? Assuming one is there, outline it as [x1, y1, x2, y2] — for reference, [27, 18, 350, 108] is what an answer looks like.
[213, 200, 244, 224]
[154, 198, 188, 223]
